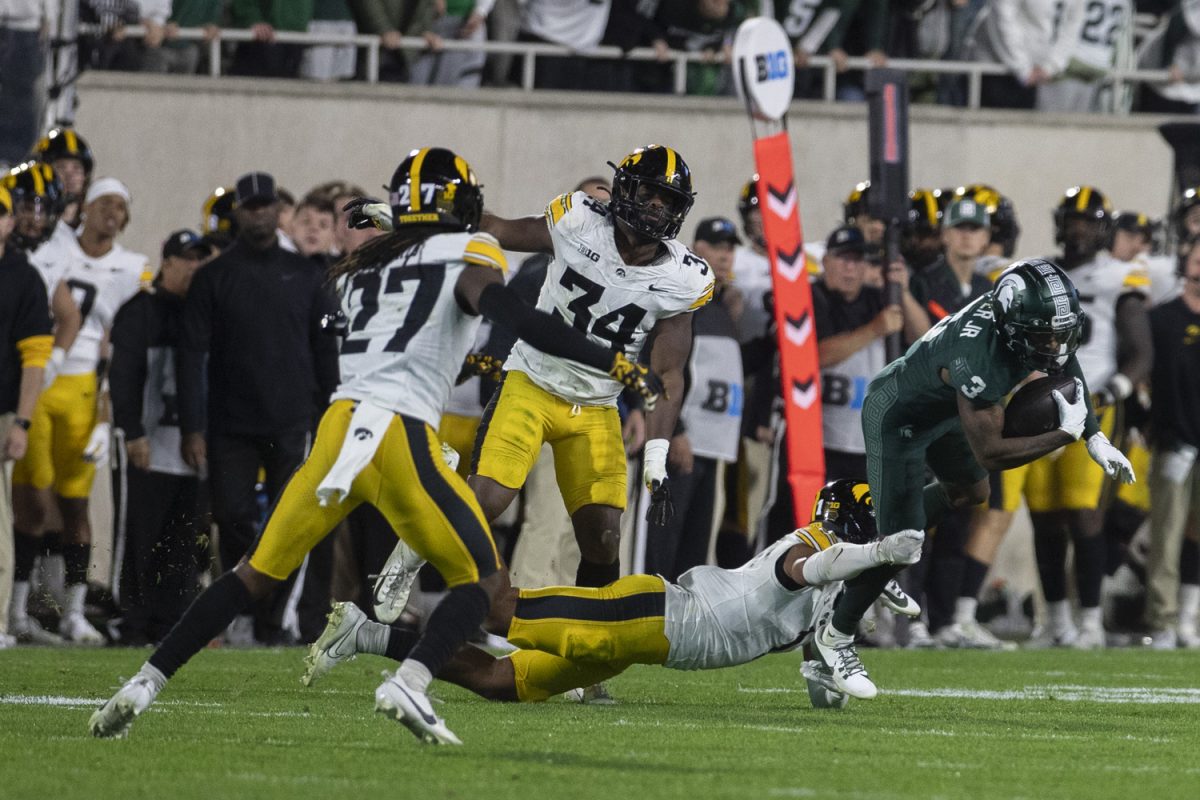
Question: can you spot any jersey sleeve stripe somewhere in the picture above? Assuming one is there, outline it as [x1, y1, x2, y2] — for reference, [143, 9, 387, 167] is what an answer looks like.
[17, 334, 53, 368]
[803, 525, 835, 551]
[464, 238, 508, 274]
[1122, 271, 1151, 289]
[689, 281, 715, 309]
[545, 194, 571, 226]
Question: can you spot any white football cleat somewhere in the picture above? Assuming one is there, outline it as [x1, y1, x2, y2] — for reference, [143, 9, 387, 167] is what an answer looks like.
[372, 539, 426, 624]
[302, 602, 367, 686]
[59, 612, 105, 645]
[10, 615, 64, 645]
[1072, 623, 1106, 650]
[936, 621, 1017, 651]
[1026, 621, 1080, 649]
[375, 673, 462, 745]
[904, 620, 937, 649]
[879, 580, 921, 617]
[813, 623, 877, 700]
[801, 660, 849, 709]
[89, 676, 158, 738]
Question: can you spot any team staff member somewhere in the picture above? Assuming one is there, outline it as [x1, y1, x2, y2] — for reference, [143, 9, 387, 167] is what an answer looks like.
[109, 230, 215, 645]
[0, 185, 53, 649]
[177, 172, 340, 644]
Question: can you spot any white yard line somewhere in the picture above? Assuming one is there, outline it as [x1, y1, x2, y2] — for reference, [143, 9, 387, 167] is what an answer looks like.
[737, 685, 1200, 704]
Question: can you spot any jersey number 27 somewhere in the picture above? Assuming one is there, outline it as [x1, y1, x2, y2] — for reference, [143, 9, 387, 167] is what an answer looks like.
[341, 265, 442, 355]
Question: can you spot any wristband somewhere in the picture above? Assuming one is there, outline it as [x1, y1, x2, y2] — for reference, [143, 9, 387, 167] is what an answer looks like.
[14, 417, 32, 431]
[1107, 373, 1134, 402]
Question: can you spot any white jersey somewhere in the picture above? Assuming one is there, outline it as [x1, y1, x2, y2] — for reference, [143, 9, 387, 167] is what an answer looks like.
[663, 524, 839, 670]
[1064, 251, 1149, 388]
[732, 244, 773, 343]
[1139, 254, 1181, 307]
[1068, 0, 1130, 71]
[505, 191, 714, 406]
[331, 232, 507, 428]
[31, 232, 151, 376]
[522, 0, 610, 50]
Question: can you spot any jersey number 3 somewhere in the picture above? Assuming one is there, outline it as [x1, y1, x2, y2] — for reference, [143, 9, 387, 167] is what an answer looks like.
[553, 265, 647, 350]
[341, 266, 443, 354]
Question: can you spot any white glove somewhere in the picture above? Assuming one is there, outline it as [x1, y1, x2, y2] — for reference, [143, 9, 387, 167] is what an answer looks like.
[643, 438, 669, 492]
[874, 529, 925, 565]
[43, 347, 66, 389]
[362, 202, 394, 231]
[82, 422, 111, 465]
[1052, 378, 1088, 441]
[1086, 432, 1135, 484]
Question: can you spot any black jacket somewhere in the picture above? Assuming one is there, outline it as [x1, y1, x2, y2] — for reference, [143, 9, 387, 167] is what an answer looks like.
[110, 288, 184, 440]
[0, 247, 51, 413]
[178, 239, 339, 437]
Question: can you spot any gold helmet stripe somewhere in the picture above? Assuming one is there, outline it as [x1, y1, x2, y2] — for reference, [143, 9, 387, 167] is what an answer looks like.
[65, 129, 78, 155]
[1076, 186, 1092, 212]
[31, 165, 45, 197]
[664, 146, 676, 183]
[408, 148, 430, 212]
[922, 191, 938, 226]
[453, 155, 470, 183]
[0, 185, 11, 215]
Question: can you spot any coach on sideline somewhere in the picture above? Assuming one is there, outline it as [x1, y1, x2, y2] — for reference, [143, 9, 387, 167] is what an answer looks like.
[177, 172, 340, 645]
[0, 186, 53, 649]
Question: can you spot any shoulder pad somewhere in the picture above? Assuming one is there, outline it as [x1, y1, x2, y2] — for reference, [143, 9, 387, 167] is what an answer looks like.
[463, 231, 507, 274]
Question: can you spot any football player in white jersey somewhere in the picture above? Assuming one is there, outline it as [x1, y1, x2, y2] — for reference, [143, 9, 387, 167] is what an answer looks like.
[471, 144, 715, 589]
[1025, 186, 1153, 649]
[90, 147, 664, 745]
[303, 481, 924, 708]
[10, 177, 150, 645]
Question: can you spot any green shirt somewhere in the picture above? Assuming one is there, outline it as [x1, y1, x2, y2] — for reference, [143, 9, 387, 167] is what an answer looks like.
[877, 293, 1099, 439]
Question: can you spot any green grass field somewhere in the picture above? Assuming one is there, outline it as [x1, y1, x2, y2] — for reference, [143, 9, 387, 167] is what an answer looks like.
[2, 646, 1198, 800]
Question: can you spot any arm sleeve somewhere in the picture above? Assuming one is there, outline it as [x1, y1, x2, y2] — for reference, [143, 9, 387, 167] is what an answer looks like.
[108, 299, 150, 440]
[14, 266, 52, 344]
[477, 283, 613, 372]
[177, 266, 214, 435]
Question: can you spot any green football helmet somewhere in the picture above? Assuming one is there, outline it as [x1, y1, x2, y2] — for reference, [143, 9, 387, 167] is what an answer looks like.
[991, 259, 1086, 374]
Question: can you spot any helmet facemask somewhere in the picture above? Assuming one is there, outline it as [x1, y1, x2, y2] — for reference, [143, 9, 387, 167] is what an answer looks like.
[609, 170, 694, 241]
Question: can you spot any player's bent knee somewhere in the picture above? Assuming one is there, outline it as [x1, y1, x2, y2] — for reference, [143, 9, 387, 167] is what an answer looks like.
[949, 480, 990, 509]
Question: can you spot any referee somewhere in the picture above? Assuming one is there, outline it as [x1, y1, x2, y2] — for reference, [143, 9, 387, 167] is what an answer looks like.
[0, 186, 53, 648]
[177, 172, 340, 644]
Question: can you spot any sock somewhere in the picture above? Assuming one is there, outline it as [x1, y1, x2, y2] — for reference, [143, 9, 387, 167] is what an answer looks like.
[1079, 605, 1102, 630]
[1181, 539, 1200, 586]
[384, 624, 421, 662]
[65, 583, 87, 617]
[397, 659, 434, 694]
[1048, 599, 1072, 631]
[406, 582, 491, 680]
[1033, 526, 1069, 603]
[10, 582, 30, 621]
[63, 542, 90, 586]
[954, 596, 979, 626]
[1073, 534, 1105, 609]
[830, 564, 903, 636]
[13, 529, 38, 581]
[42, 530, 63, 556]
[1179, 584, 1200, 623]
[575, 558, 619, 588]
[135, 662, 168, 693]
[149, 571, 253, 679]
[354, 619, 420, 661]
[922, 483, 954, 530]
[960, 556, 990, 601]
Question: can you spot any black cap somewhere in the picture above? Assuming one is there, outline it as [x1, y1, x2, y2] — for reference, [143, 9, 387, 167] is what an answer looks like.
[234, 171, 277, 206]
[162, 229, 210, 259]
[825, 225, 867, 255]
[694, 216, 742, 245]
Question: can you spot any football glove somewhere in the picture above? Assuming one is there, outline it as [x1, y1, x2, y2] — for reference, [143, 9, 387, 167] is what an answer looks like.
[643, 438, 675, 526]
[456, 352, 505, 385]
[82, 422, 111, 466]
[1052, 378, 1088, 440]
[1086, 432, 1136, 483]
[342, 197, 394, 232]
[609, 353, 664, 412]
[874, 529, 925, 565]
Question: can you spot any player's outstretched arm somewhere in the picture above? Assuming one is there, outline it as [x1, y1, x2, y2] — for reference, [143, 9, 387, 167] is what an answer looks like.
[454, 264, 664, 405]
[783, 531, 925, 588]
[642, 313, 693, 525]
[479, 212, 553, 254]
[957, 391, 1075, 471]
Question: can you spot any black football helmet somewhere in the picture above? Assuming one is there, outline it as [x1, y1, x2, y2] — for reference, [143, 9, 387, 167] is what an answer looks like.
[1, 161, 64, 251]
[991, 259, 1086, 373]
[608, 144, 695, 241]
[1174, 187, 1200, 242]
[31, 127, 94, 176]
[388, 146, 483, 231]
[811, 479, 877, 545]
[843, 181, 871, 224]
[906, 188, 944, 234]
[954, 183, 1021, 258]
[202, 186, 238, 244]
[737, 174, 760, 222]
[1112, 210, 1158, 246]
[1054, 185, 1113, 245]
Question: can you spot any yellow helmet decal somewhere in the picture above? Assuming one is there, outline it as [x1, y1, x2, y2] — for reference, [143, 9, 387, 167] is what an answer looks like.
[408, 148, 430, 212]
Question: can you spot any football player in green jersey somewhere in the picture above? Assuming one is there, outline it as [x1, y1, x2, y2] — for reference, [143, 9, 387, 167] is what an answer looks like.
[813, 258, 1136, 699]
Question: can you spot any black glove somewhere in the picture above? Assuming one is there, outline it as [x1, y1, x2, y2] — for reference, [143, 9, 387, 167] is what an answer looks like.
[456, 352, 505, 385]
[645, 478, 675, 527]
[320, 310, 349, 337]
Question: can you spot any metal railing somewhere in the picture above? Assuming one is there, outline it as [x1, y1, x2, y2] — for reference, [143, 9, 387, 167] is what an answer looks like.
[78, 24, 1178, 113]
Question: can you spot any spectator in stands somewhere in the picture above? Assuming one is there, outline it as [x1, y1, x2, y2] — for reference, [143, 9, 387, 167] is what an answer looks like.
[348, 0, 441, 81]
[80, 0, 144, 71]
[410, 0, 495, 87]
[140, 0, 223, 75]
[516, 0, 612, 90]
[0, 185, 53, 649]
[911, 197, 993, 321]
[229, 0, 315, 78]
[301, 0, 359, 82]
[967, 0, 1087, 110]
[178, 172, 340, 644]
[793, 0, 890, 101]
[1140, 3, 1200, 114]
[644, 217, 744, 580]
[642, 0, 746, 95]
[290, 194, 338, 263]
[0, 1, 51, 165]
[109, 230, 214, 645]
[1146, 238, 1200, 648]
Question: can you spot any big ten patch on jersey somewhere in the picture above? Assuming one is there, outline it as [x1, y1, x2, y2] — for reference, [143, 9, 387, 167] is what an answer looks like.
[509, 191, 714, 405]
[680, 334, 742, 461]
[331, 232, 504, 427]
[1070, 253, 1149, 387]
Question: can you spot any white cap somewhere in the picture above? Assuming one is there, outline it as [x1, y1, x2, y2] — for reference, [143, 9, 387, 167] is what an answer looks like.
[85, 177, 131, 206]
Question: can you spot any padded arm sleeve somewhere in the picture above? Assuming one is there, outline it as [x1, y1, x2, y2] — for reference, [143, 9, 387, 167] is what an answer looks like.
[477, 282, 613, 373]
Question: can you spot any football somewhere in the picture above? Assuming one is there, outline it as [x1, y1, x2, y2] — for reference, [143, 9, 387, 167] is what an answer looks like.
[1001, 375, 1079, 438]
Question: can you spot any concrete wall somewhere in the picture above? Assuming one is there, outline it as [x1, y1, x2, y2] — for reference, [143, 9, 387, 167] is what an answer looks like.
[76, 71, 1179, 264]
